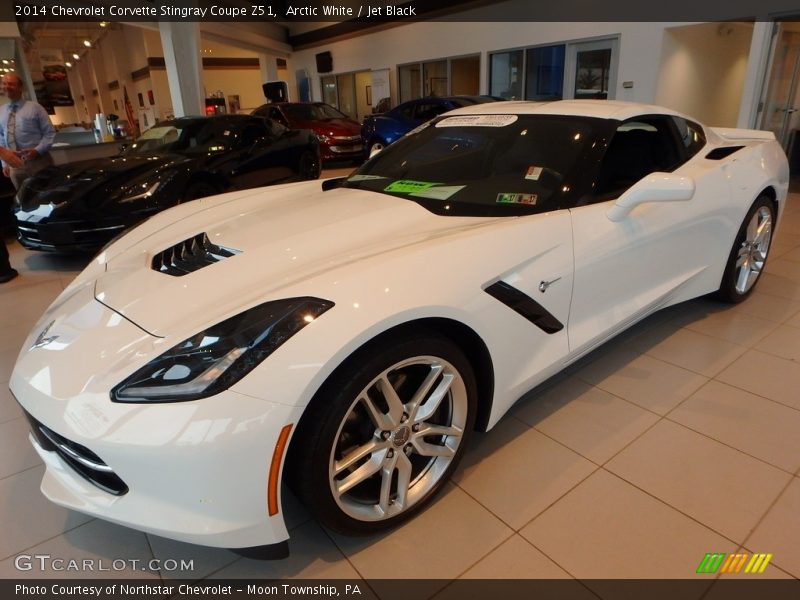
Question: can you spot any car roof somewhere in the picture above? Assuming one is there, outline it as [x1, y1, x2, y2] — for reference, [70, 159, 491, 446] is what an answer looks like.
[444, 100, 691, 122]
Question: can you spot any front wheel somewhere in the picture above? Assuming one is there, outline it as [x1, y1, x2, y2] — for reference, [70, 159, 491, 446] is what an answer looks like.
[299, 150, 321, 180]
[288, 332, 477, 535]
[715, 196, 775, 303]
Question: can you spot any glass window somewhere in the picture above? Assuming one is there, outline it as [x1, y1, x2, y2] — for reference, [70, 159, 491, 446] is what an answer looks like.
[321, 76, 337, 108]
[574, 48, 612, 99]
[344, 114, 612, 217]
[490, 50, 523, 99]
[450, 56, 480, 95]
[423, 60, 447, 96]
[525, 45, 565, 101]
[399, 64, 421, 103]
[672, 117, 707, 158]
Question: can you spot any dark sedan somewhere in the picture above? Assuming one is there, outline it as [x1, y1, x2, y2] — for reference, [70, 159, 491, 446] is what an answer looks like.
[16, 114, 320, 253]
[252, 102, 362, 163]
[360, 95, 505, 156]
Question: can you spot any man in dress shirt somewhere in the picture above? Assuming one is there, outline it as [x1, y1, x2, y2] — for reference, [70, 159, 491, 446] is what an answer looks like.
[0, 73, 56, 190]
[0, 73, 55, 283]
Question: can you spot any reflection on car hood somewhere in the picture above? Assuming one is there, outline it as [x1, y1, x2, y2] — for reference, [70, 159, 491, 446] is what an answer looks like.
[95, 183, 500, 336]
[20, 154, 187, 212]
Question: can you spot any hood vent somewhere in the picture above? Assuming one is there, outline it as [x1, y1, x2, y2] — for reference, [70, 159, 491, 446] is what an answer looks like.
[151, 232, 241, 277]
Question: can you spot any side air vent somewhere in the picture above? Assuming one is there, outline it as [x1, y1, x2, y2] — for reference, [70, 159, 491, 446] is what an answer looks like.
[152, 232, 241, 277]
[705, 146, 744, 160]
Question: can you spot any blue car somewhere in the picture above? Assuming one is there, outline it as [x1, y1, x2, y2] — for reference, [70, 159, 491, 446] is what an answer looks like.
[361, 95, 504, 156]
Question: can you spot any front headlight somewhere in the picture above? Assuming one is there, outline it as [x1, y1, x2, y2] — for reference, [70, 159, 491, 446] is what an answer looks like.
[111, 297, 334, 403]
[118, 181, 160, 203]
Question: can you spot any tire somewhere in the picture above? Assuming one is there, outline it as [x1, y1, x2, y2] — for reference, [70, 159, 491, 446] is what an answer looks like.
[299, 150, 321, 180]
[182, 181, 218, 202]
[715, 195, 775, 303]
[288, 331, 477, 535]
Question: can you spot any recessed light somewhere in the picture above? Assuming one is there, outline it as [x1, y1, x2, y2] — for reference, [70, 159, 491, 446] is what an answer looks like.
[83, 40, 92, 47]
[65, 62, 72, 68]
[73, 53, 80, 60]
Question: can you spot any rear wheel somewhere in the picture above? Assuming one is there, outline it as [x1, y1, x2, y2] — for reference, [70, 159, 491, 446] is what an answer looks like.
[299, 151, 321, 180]
[288, 331, 476, 535]
[715, 196, 775, 303]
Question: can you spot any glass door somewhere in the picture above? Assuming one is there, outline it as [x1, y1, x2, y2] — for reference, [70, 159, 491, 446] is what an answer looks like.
[565, 38, 619, 100]
[758, 21, 800, 152]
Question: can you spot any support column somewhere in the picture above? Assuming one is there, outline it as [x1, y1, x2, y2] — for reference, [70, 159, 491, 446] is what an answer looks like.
[86, 48, 113, 116]
[738, 20, 775, 129]
[259, 52, 279, 84]
[159, 21, 204, 117]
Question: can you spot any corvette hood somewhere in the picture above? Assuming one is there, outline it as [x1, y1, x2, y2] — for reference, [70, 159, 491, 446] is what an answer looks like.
[95, 184, 500, 336]
[19, 154, 187, 213]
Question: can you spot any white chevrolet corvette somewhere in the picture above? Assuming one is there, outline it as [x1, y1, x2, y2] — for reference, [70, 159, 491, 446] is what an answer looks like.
[10, 101, 789, 556]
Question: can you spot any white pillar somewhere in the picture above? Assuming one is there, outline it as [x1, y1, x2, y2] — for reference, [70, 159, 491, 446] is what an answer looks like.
[86, 48, 113, 116]
[158, 21, 204, 117]
[737, 20, 775, 129]
[259, 53, 279, 83]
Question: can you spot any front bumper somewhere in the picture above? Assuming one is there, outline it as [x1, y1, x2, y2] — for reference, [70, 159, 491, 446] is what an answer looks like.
[12, 381, 303, 549]
[16, 217, 137, 254]
[9, 283, 304, 549]
[320, 140, 363, 161]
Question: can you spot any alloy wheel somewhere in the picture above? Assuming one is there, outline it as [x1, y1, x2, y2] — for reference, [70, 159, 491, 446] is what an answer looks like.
[328, 355, 468, 522]
[735, 205, 772, 295]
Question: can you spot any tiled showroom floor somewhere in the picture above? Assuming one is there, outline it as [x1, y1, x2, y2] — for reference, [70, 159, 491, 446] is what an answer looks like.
[1, 172, 799, 589]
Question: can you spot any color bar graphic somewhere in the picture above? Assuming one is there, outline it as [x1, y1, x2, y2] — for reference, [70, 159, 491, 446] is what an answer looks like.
[697, 552, 772, 574]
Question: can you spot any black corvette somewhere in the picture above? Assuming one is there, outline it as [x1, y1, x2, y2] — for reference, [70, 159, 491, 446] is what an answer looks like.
[16, 114, 321, 253]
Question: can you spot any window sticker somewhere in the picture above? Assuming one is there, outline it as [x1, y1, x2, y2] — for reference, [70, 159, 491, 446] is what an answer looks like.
[384, 180, 440, 193]
[347, 174, 388, 182]
[525, 166, 543, 181]
[497, 193, 538, 205]
[410, 185, 466, 200]
[436, 115, 518, 128]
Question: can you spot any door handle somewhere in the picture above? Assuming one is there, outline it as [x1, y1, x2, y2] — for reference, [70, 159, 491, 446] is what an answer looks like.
[539, 277, 562, 293]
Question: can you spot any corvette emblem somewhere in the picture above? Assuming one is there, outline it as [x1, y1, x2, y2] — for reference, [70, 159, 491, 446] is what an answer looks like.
[31, 320, 58, 350]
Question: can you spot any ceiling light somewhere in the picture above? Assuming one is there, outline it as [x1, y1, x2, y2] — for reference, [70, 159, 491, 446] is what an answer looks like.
[65, 62, 72, 68]
[83, 40, 92, 47]
[1, 60, 7, 65]
[99, 21, 108, 27]
[72, 53, 80, 60]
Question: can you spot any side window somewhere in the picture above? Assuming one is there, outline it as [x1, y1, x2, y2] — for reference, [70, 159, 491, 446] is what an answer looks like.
[672, 116, 706, 159]
[239, 120, 270, 147]
[594, 116, 683, 199]
[269, 108, 289, 127]
[414, 103, 448, 121]
[399, 103, 416, 119]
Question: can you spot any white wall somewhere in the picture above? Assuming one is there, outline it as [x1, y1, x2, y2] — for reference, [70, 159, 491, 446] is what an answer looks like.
[290, 20, 689, 107]
[655, 22, 754, 127]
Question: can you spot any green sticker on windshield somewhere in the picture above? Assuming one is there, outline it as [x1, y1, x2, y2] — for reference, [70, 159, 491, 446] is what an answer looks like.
[497, 192, 538, 205]
[384, 180, 439, 193]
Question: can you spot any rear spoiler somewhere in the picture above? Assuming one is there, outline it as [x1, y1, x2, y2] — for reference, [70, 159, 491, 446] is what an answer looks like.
[710, 127, 776, 142]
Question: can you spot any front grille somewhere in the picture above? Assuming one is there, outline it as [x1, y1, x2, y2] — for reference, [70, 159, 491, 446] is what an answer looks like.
[23, 410, 129, 496]
[151, 232, 241, 277]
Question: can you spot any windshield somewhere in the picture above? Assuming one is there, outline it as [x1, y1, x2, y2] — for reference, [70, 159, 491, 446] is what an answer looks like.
[343, 114, 612, 216]
[284, 103, 348, 121]
[125, 120, 228, 155]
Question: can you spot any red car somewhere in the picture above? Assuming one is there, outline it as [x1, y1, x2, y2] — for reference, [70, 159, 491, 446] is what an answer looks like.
[253, 102, 362, 162]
